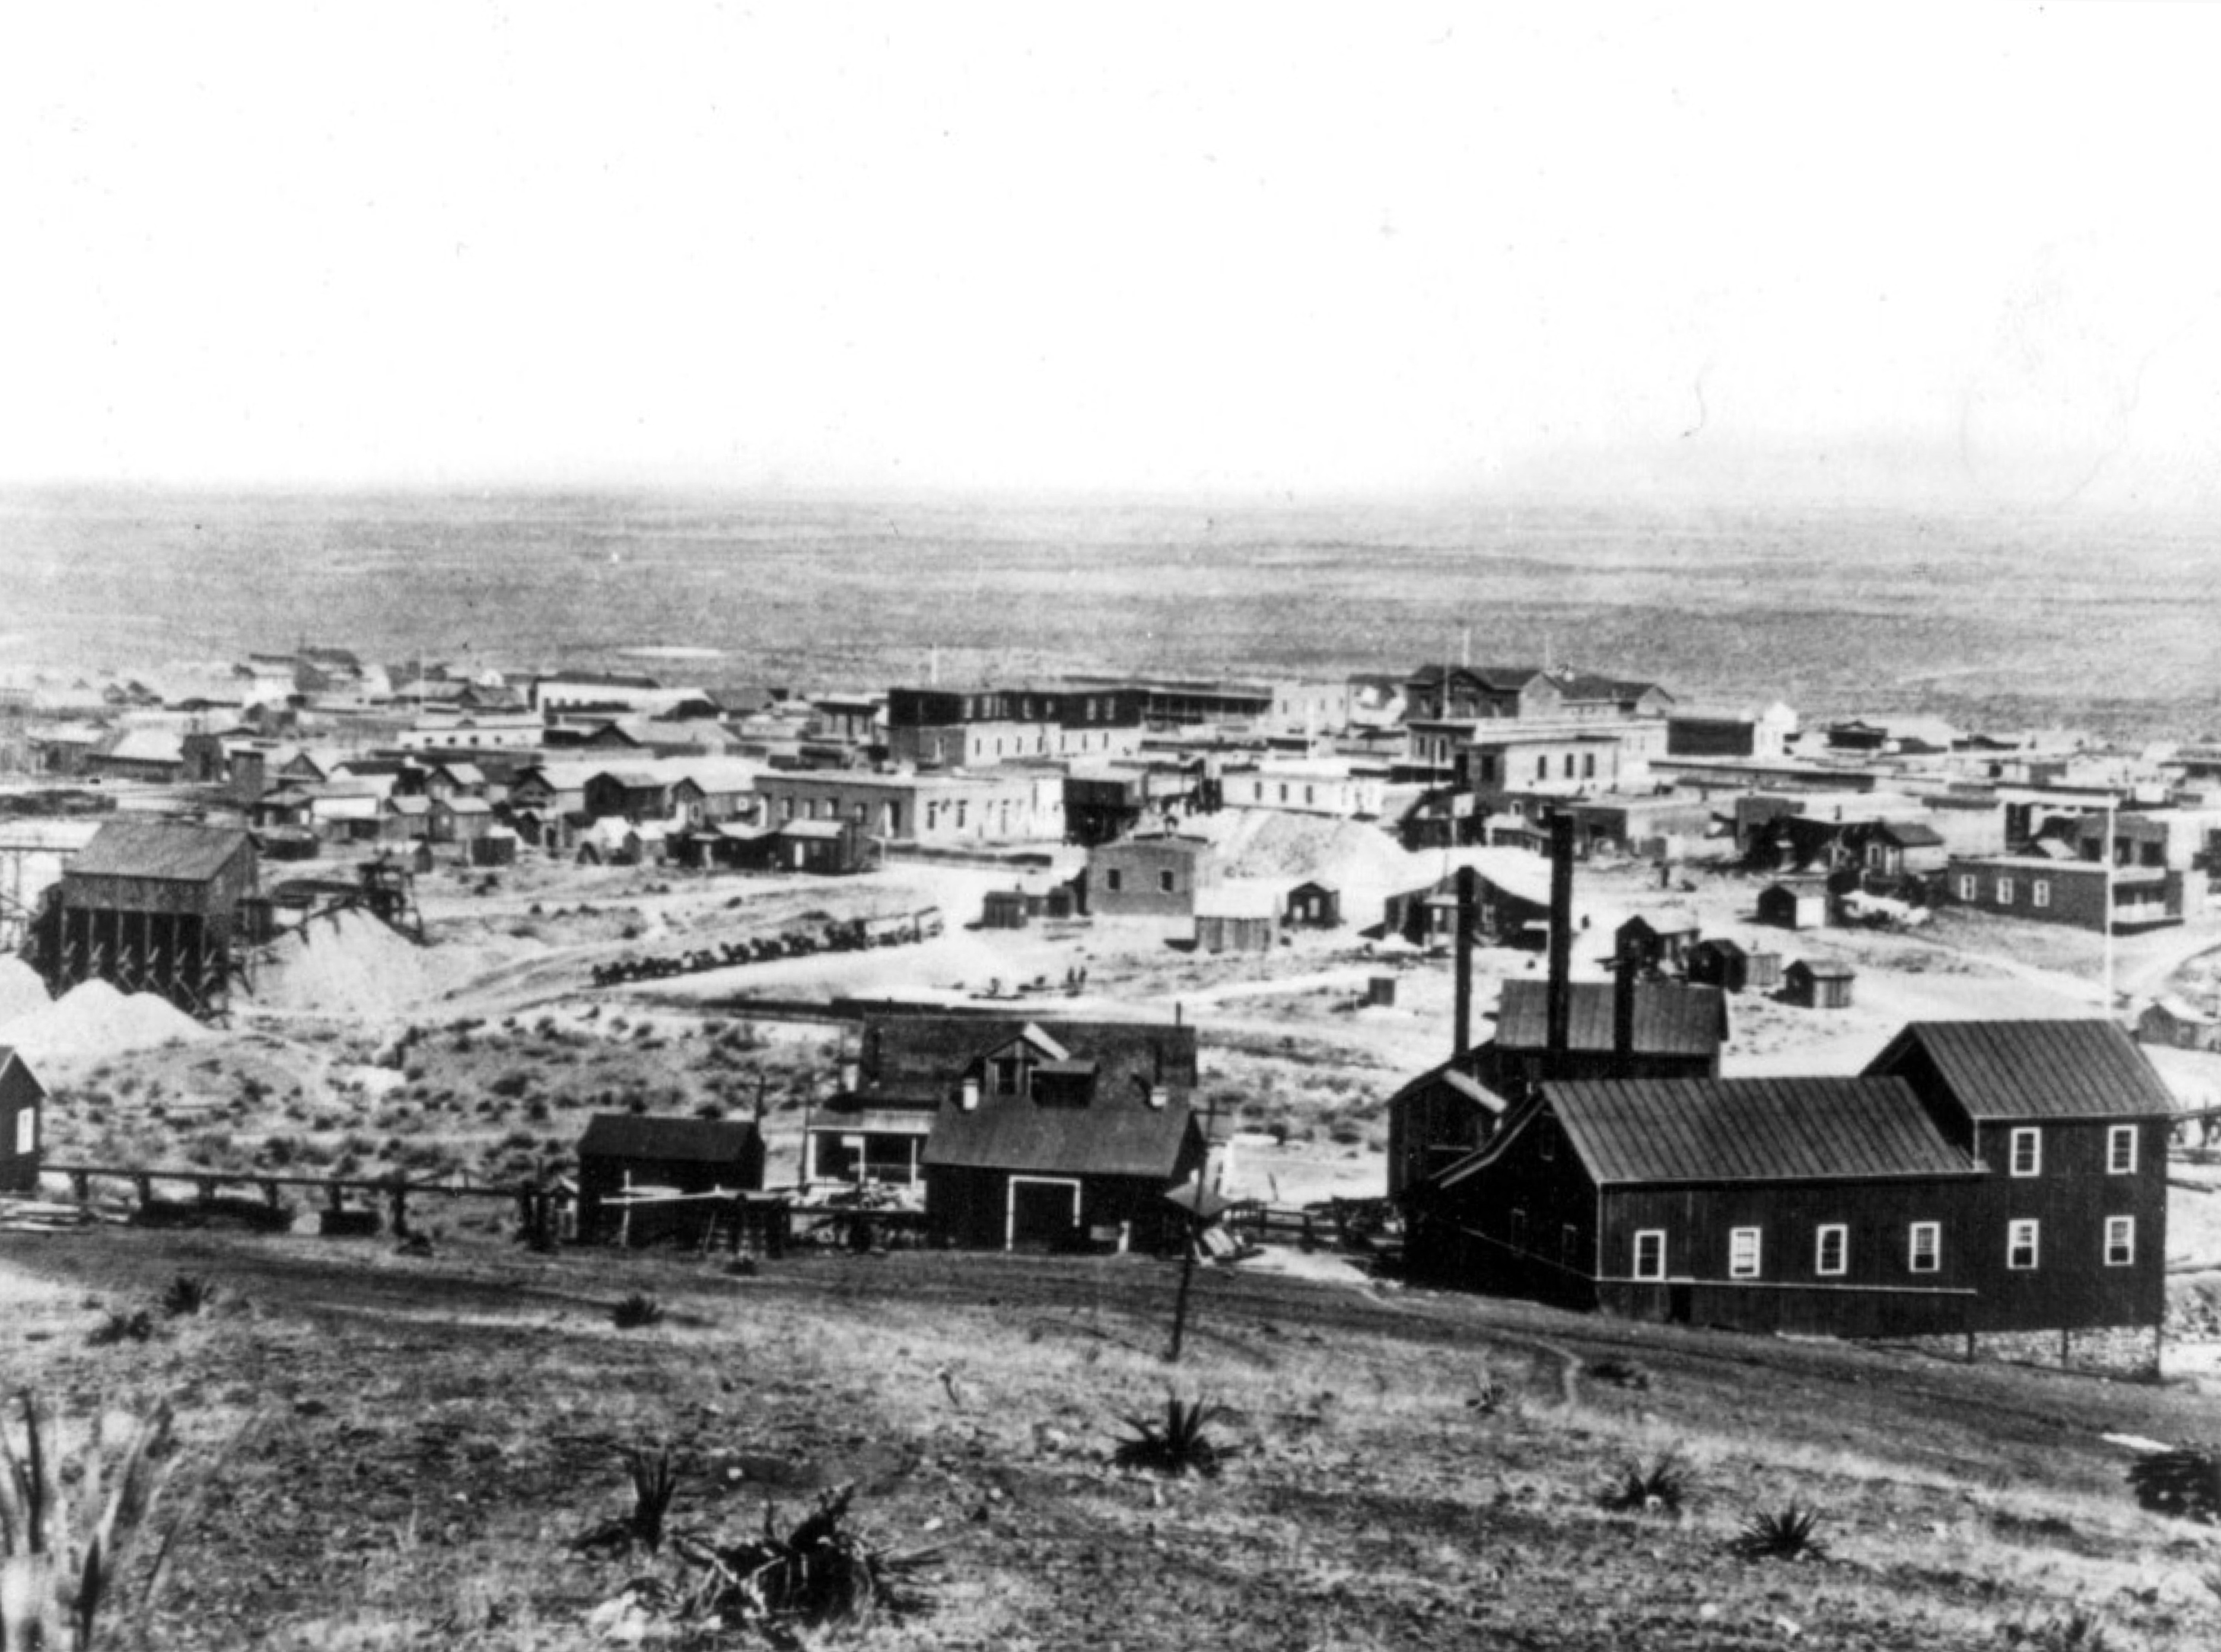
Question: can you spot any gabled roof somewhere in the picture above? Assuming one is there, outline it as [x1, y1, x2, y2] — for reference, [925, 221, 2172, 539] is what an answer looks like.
[1869, 820, 1945, 847]
[1494, 981, 1728, 1058]
[68, 821, 253, 883]
[1867, 1020, 2174, 1121]
[1384, 1056, 1512, 1119]
[577, 1113, 759, 1162]
[1540, 1076, 1971, 1186]
[0, 1047, 43, 1097]
[96, 728, 186, 765]
[1788, 958, 1856, 981]
[925, 1096, 1198, 1178]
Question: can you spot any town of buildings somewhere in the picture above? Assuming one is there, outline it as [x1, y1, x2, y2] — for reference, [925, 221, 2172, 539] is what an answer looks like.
[2, 638, 2216, 1375]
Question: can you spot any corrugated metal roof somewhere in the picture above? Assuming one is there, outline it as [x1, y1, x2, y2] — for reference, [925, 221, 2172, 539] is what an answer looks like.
[1869, 1020, 2175, 1121]
[1547, 1076, 1971, 1185]
[577, 1113, 760, 1163]
[1495, 980, 1727, 1057]
[925, 1097, 1198, 1177]
[68, 821, 253, 884]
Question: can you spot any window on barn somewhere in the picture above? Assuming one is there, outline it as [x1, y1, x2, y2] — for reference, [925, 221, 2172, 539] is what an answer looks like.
[2104, 1217, 2135, 1267]
[1729, 1228, 1761, 1279]
[1996, 875, 2015, 905]
[1907, 1222, 1940, 1272]
[1956, 874, 1976, 901]
[1814, 1225, 1848, 1277]
[14, 1108, 31, 1156]
[2108, 1125, 2138, 1174]
[1631, 1230, 1666, 1280]
[2032, 880, 2051, 909]
[2007, 1219, 2040, 1270]
[2008, 1128, 2041, 1177]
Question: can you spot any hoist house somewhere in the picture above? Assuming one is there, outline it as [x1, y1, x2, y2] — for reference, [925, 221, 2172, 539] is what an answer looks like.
[34, 821, 257, 1018]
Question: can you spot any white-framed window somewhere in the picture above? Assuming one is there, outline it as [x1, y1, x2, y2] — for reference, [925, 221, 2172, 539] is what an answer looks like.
[1908, 1222, 1940, 1274]
[2104, 1216, 2136, 1267]
[2107, 1125, 2138, 1175]
[1729, 1227, 1762, 1279]
[1956, 874, 1977, 901]
[1815, 1224, 1848, 1277]
[2032, 880, 2051, 909]
[1996, 875, 2015, 905]
[2007, 1218, 2040, 1270]
[2008, 1128, 2041, 1177]
[1631, 1230, 1666, 1281]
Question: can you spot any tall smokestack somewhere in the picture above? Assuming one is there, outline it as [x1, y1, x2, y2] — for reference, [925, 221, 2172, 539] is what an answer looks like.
[1613, 942, 1638, 1078]
[1452, 864, 1478, 1057]
[1546, 813, 1575, 1069]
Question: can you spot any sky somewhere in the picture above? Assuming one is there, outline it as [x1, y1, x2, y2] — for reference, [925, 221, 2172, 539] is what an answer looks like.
[5, 4, 2221, 505]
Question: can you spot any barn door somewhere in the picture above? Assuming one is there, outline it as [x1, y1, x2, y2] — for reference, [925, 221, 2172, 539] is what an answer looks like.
[1006, 1177, 1081, 1250]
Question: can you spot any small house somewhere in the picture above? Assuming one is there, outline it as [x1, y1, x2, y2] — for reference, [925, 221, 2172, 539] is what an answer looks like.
[2137, 996, 2221, 1053]
[981, 888, 1030, 930]
[779, 819, 867, 875]
[923, 1024, 1207, 1253]
[0, 1046, 44, 1193]
[1687, 937, 1751, 993]
[1616, 913, 1700, 978]
[1757, 879, 1829, 931]
[1193, 883, 1279, 954]
[575, 1113, 766, 1246]
[1285, 880, 1341, 929]
[429, 794, 495, 845]
[1086, 834, 1219, 918]
[1784, 958, 1856, 1010]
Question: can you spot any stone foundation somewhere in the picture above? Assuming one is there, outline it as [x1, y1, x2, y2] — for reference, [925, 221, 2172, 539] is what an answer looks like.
[1884, 1323, 2162, 1379]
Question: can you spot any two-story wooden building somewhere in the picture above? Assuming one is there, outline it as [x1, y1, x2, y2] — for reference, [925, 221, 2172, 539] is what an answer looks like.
[1404, 1019, 2172, 1370]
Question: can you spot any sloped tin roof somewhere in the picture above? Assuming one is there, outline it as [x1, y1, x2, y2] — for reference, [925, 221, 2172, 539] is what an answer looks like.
[1869, 1020, 2175, 1121]
[1545, 1075, 1971, 1185]
[577, 1113, 760, 1163]
[1495, 980, 1727, 1058]
[69, 821, 253, 883]
[925, 1096, 1198, 1177]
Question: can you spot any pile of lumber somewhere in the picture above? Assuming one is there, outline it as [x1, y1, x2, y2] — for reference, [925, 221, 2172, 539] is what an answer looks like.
[0, 1196, 128, 1233]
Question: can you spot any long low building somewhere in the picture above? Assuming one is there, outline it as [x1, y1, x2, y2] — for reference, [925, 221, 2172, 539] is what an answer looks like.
[750, 767, 1066, 846]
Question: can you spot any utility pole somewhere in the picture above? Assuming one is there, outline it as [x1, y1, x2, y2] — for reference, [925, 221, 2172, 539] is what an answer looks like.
[1166, 1087, 1222, 1364]
[2102, 797, 2117, 1015]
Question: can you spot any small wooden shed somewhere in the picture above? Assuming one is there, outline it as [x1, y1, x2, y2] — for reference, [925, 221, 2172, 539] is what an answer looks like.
[981, 888, 1030, 930]
[575, 1113, 766, 1246]
[0, 1045, 45, 1194]
[779, 820, 867, 876]
[1784, 958, 1856, 1010]
[1687, 937, 1751, 993]
[1757, 880, 1829, 931]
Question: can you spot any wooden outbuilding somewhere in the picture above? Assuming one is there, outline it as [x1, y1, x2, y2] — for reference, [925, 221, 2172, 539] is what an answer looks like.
[1757, 879, 1829, 931]
[779, 819, 867, 875]
[981, 888, 1030, 930]
[924, 1030, 1207, 1252]
[0, 1046, 45, 1194]
[2138, 996, 2221, 1053]
[1784, 958, 1856, 1010]
[1686, 937, 1749, 992]
[575, 1113, 766, 1246]
[1285, 880, 1341, 929]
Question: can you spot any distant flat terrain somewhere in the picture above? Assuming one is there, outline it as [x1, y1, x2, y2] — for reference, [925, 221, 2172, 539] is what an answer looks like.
[2, 488, 2215, 737]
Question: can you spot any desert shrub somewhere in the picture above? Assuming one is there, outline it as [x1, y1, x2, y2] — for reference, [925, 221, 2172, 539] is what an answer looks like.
[89, 1308, 155, 1346]
[526, 1099, 552, 1123]
[161, 1274, 218, 1317]
[1599, 1452, 1690, 1515]
[489, 1070, 534, 1099]
[1110, 1397, 1229, 1478]
[2128, 1446, 2221, 1521]
[658, 1483, 930, 1637]
[612, 1293, 664, 1330]
[1997, 1612, 2115, 1651]
[1731, 1501, 1827, 1561]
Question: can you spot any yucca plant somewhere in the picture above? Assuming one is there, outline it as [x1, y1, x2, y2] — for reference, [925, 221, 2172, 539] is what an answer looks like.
[0, 1393, 174, 1651]
[571, 1445, 682, 1556]
[610, 1293, 664, 1330]
[1110, 1396, 1229, 1478]
[2128, 1446, 2221, 1522]
[1599, 1452, 1690, 1516]
[158, 1276, 216, 1319]
[1732, 1501, 1828, 1561]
